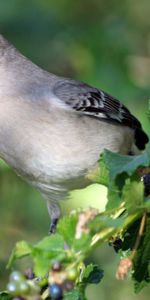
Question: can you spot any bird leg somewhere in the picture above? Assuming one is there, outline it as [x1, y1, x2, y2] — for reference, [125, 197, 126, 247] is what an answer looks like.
[46, 199, 61, 234]
[49, 218, 59, 234]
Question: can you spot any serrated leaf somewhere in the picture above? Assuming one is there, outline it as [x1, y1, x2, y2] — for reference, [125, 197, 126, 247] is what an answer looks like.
[7, 235, 66, 276]
[133, 216, 150, 292]
[90, 214, 124, 234]
[32, 234, 66, 276]
[57, 213, 91, 253]
[103, 149, 150, 180]
[122, 180, 144, 213]
[33, 252, 51, 277]
[106, 183, 122, 210]
[0, 292, 12, 300]
[82, 264, 104, 284]
[97, 156, 109, 186]
[35, 234, 65, 252]
[73, 234, 91, 252]
[64, 288, 81, 300]
[57, 214, 78, 247]
[7, 241, 32, 268]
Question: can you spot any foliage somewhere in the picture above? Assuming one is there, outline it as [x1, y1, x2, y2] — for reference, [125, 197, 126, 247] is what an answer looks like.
[0, 2, 150, 299]
[0, 142, 150, 300]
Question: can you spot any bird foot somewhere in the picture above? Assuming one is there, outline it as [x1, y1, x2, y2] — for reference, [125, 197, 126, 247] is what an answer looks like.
[49, 218, 58, 234]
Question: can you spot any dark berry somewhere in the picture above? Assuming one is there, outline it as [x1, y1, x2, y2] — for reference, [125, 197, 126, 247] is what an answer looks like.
[109, 238, 123, 252]
[143, 174, 150, 196]
[24, 268, 35, 280]
[52, 261, 62, 272]
[63, 280, 74, 291]
[49, 284, 63, 299]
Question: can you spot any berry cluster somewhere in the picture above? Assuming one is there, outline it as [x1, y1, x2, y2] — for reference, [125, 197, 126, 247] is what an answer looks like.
[7, 262, 78, 300]
[7, 270, 40, 299]
[48, 261, 78, 299]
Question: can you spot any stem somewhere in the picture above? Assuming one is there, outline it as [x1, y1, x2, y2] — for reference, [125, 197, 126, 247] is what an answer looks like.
[130, 211, 147, 260]
[41, 288, 49, 300]
[89, 211, 142, 253]
[116, 211, 147, 280]
[75, 210, 142, 264]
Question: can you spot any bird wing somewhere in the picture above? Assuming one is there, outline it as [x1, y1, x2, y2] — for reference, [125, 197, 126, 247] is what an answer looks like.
[53, 80, 149, 150]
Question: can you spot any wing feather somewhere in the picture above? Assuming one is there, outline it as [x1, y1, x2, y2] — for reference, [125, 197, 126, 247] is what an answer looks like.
[53, 80, 149, 150]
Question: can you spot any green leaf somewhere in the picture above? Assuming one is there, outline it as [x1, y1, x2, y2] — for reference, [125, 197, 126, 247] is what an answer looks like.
[64, 288, 81, 300]
[133, 216, 150, 292]
[32, 234, 66, 276]
[106, 183, 122, 210]
[33, 252, 51, 277]
[122, 180, 144, 213]
[7, 235, 66, 277]
[101, 148, 149, 211]
[7, 241, 32, 268]
[82, 264, 104, 284]
[35, 234, 65, 252]
[103, 149, 150, 180]
[57, 214, 78, 247]
[57, 212, 93, 253]
[97, 156, 109, 186]
[90, 214, 124, 234]
[0, 292, 12, 300]
[73, 234, 92, 252]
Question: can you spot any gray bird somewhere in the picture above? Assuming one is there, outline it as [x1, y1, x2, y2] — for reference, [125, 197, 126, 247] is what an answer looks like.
[0, 34, 148, 232]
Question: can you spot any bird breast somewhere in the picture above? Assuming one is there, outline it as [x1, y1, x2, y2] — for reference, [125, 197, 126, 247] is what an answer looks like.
[0, 99, 134, 194]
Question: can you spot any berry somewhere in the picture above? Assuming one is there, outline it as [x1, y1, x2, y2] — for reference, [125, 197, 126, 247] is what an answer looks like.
[7, 282, 18, 295]
[143, 174, 150, 196]
[7, 272, 30, 296]
[10, 271, 25, 283]
[52, 261, 62, 272]
[49, 284, 63, 299]
[66, 268, 77, 281]
[28, 281, 40, 295]
[19, 282, 30, 294]
[111, 238, 123, 253]
[63, 280, 74, 291]
[24, 268, 35, 280]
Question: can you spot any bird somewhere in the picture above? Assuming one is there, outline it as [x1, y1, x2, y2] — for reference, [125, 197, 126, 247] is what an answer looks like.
[0, 34, 149, 233]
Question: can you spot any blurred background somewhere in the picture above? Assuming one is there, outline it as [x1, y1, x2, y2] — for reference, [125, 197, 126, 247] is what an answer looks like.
[0, 0, 150, 299]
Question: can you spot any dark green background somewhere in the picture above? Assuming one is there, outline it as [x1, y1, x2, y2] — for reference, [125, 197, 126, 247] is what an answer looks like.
[0, 0, 150, 299]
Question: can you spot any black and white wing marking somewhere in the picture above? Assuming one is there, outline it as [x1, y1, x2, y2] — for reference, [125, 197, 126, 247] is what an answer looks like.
[53, 80, 149, 150]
